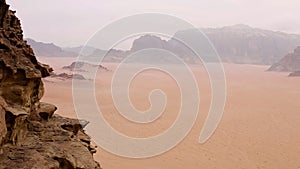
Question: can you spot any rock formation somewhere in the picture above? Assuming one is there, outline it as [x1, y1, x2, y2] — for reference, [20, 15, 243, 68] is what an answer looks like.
[0, 1, 100, 168]
[129, 35, 201, 64]
[62, 61, 110, 72]
[51, 73, 86, 80]
[288, 71, 300, 77]
[268, 46, 300, 72]
[130, 35, 170, 52]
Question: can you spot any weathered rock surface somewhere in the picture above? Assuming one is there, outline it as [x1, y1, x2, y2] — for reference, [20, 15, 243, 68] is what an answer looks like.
[0, 1, 52, 115]
[0, 1, 100, 168]
[0, 114, 100, 169]
[268, 46, 300, 72]
[0, 104, 6, 146]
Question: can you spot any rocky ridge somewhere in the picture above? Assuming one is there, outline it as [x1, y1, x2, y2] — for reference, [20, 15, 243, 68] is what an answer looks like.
[0, 1, 100, 168]
[29, 25, 300, 65]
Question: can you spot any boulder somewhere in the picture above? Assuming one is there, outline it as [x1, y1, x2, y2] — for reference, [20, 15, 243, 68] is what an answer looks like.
[37, 102, 57, 120]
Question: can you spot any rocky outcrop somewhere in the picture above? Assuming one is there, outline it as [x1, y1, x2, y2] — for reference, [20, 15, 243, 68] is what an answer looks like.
[268, 46, 300, 72]
[129, 35, 201, 64]
[0, 1, 100, 168]
[0, 112, 100, 169]
[130, 35, 169, 52]
[51, 73, 86, 80]
[63, 61, 110, 72]
[289, 71, 300, 77]
[0, 1, 52, 116]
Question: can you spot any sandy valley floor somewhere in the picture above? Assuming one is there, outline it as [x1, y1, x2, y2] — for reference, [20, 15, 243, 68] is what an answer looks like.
[39, 57, 300, 169]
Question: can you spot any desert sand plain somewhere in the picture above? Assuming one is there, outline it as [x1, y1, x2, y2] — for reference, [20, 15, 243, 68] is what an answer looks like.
[38, 57, 300, 169]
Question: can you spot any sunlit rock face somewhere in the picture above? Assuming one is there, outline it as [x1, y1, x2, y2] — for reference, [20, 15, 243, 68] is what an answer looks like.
[0, 1, 101, 168]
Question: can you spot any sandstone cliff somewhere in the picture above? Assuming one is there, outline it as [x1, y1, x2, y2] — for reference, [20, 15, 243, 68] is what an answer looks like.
[0, 1, 100, 168]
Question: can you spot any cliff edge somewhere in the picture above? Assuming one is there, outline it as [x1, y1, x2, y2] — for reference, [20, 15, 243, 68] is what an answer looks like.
[0, 0, 101, 168]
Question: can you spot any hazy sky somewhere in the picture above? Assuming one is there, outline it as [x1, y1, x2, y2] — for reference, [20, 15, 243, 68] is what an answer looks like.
[7, 0, 300, 47]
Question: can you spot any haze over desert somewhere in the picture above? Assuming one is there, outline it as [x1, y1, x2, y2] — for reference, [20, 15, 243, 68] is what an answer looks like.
[39, 57, 300, 169]
[2, 0, 300, 168]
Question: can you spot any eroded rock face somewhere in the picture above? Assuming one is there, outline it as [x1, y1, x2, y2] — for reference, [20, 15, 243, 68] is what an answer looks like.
[0, 1, 101, 168]
[0, 105, 6, 146]
[0, 115, 100, 169]
[0, 0, 52, 116]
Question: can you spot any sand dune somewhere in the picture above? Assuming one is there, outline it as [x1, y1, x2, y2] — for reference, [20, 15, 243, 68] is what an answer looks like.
[41, 62, 300, 169]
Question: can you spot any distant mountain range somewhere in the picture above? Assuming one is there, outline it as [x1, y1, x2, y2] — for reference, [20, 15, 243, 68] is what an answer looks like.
[27, 24, 300, 65]
[26, 38, 129, 62]
[26, 38, 78, 57]
[201, 24, 300, 64]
